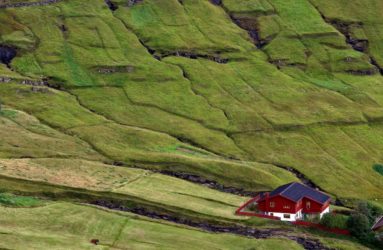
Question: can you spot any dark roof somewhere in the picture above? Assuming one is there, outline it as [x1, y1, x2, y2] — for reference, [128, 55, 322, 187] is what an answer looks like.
[269, 182, 330, 204]
[372, 216, 383, 231]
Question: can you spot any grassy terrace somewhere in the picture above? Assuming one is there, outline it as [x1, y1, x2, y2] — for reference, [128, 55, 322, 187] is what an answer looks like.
[0, 0, 382, 248]
[0, 201, 305, 250]
[0, 157, 252, 220]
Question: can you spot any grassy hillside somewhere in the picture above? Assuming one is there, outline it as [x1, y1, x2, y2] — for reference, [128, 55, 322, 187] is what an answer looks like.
[0, 201, 304, 250]
[0, 0, 382, 248]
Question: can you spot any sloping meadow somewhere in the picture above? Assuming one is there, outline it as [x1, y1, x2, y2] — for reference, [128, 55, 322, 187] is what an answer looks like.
[0, 1, 382, 247]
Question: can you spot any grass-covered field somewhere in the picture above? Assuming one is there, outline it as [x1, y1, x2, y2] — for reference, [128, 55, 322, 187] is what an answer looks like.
[0, 0, 383, 248]
[0, 201, 304, 250]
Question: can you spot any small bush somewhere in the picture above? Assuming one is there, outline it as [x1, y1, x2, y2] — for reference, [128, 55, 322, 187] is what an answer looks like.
[0, 193, 42, 207]
[347, 213, 370, 237]
[356, 201, 383, 225]
[376, 233, 383, 248]
[320, 213, 348, 229]
[373, 164, 383, 176]
[247, 203, 258, 212]
[0, 109, 17, 118]
[305, 214, 321, 223]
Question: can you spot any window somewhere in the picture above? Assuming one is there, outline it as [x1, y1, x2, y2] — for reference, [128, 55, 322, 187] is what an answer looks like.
[306, 201, 311, 209]
[270, 213, 274, 216]
[283, 214, 290, 219]
[269, 202, 275, 208]
[283, 205, 290, 209]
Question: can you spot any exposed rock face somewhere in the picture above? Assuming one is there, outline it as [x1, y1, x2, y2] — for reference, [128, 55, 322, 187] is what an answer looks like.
[210, 0, 222, 6]
[103, 0, 142, 10]
[0, 77, 61, 90]
[1, 77, 62, 90]
[127, 0, 142, 7]
[370, 57, 383, 75]
[231, 17, 269, 49]
[159, 170, 259, 196]
[346, 68, 378, 76]
[30, 86, 51, 93]
[96, 65, 135, 74]
[59, 24, 67, 32]
[162, 51, 229, 64]
[328, 20, 368, 52]
[21, 79, 48, 86]
[322, 18, 383, 74]
[0, 46, 16, 65]
[104, 0, 118, 11]
[0, 77, 11, 83]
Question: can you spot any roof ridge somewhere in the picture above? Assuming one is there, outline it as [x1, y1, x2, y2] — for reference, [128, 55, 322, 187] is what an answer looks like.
[372, 216, 383, 230]
[374, 216, 383, 223]
[279, 182, 296, 196]
[280, 182, 330, 204]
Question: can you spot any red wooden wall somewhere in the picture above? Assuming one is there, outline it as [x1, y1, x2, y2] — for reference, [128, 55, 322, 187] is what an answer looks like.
[258, 194, 330, 214]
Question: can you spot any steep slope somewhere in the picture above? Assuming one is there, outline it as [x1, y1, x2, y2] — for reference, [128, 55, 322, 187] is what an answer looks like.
[0, 0, 382, 249]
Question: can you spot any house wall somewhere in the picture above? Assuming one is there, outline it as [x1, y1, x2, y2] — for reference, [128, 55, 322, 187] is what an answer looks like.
[266, 210, 303, 221]
[319, 206, 330, 218]
[258, 194, 331, 221]
[258, 195, 299, 213]
[265, 207, 331, 222]
[302, 197, 329, 213]
[302, 197, 317, 213]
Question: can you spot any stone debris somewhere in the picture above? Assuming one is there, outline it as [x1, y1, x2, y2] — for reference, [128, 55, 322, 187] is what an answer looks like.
[0, 77, 11, 83]
[161, 51, 229, 64]
[104, 0, 118, 11]
[322, 18, 383, 75]
[96, 65, 135, 74]
[0, 45, 16, 65]
[127, 0, 142, 7]
[21, 79, 48, 86]
[30, 86, 50, 93]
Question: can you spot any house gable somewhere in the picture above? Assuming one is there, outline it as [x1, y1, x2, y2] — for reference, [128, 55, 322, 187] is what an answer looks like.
[302, 197, 329, 213]
[258, 194, 300, 214]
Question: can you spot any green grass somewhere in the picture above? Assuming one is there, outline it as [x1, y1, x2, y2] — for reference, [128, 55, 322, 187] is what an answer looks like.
[0, 106, 103, 160]
[0, 157, 295, 220]
[115, 0, 253, 53]
[0, 193, 43, 207]
[0, 202, 304, 250]
[0, 0, 383, 248]
[232, 125, 383, 201]
[0, 86, 298, 191]
[222, 0, 274, 14]
[310, 0, 383, 67]
[0, 109, 17, 118]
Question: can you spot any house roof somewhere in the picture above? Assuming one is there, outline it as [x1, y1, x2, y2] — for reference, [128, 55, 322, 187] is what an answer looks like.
[372, 216, 383, 231]
[268, 182, 331, 204]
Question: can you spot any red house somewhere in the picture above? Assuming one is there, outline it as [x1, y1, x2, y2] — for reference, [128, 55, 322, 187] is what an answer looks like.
[257, 182, 331, 221]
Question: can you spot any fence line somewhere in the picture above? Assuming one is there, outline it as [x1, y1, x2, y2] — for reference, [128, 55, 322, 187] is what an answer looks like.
[236, 195, 350, 235]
